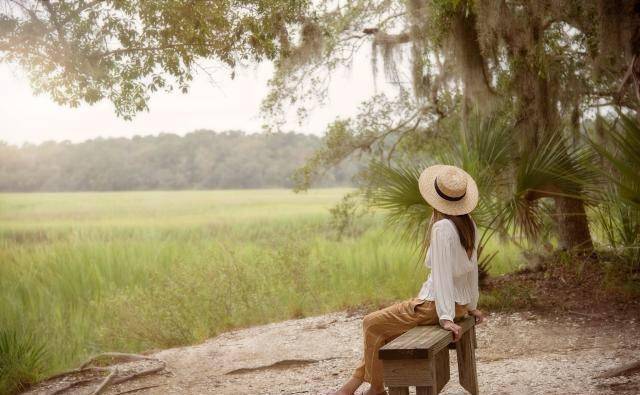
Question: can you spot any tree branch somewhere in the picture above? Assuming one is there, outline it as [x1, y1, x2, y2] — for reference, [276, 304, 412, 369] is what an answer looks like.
[39, 0, 71, 57]
[595, 360, 640, 379]
[362, 28, 411, 45]
[386, 116, 421, 164]
[58, 0, 108, 25]
[95, 43, 223, 59]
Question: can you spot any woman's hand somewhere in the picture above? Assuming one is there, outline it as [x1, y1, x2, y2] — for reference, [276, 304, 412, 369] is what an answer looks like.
[469, 309, 486, 325]
[440, 320, 462, 342]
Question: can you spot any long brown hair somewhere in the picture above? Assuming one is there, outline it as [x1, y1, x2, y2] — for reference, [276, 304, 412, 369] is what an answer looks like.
[425, 209, 476, 257]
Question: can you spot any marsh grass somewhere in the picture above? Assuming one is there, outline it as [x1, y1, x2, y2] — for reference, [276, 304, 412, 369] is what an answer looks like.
[0, 189, 522, 394]
[0, 190, 418, 393]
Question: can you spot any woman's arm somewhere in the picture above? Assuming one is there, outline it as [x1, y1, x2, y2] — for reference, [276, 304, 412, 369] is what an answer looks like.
[466, 263, 486, 324]
[430, 221, 456, 327]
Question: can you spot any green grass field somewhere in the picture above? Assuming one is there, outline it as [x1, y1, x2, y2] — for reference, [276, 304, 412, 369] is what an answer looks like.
[0, 189, 520, 394]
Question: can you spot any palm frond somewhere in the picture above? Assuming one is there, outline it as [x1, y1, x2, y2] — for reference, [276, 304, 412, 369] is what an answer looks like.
[366, 159, 500, 282]
[516, 134, 598, 198]
[591, 187, 640, 269]
[504, 133, 599, 240]
[366, 161, 432, 251]
[589, 113, 640, 209]
[462, 115, 514, 175]
[588, 113, 640, 269]
[440, 114, 516, 229]
[368, 115, 519, 271]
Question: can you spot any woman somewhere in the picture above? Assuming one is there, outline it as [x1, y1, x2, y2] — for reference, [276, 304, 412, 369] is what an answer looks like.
[332, 164, 486, 395]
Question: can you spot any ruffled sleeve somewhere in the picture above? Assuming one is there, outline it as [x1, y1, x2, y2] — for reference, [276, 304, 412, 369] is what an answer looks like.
[430, 220, 457, 326]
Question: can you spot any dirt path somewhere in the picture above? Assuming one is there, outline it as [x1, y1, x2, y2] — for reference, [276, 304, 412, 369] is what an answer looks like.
[27, 310, 640, 395]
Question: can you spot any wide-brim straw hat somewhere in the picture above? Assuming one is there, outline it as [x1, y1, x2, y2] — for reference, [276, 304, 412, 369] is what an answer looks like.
[418, 164, 479, 216]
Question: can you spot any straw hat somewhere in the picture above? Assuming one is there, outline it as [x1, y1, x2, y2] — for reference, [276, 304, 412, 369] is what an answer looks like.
[418, 164, 479, 216]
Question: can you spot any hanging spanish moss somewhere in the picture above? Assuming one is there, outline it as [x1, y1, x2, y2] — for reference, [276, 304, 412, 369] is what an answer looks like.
[279, 18, 325, 71]
[446, 2, 496, 113]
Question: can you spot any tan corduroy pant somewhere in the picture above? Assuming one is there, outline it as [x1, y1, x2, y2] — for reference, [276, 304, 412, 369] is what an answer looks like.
[352, 298, 469, 390]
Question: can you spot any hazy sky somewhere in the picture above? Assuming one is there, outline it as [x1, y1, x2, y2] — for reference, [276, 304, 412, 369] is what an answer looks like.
[0, 48, 387, 146]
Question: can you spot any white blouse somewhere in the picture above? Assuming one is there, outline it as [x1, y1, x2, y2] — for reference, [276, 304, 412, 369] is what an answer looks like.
[417, 218, 479, 325]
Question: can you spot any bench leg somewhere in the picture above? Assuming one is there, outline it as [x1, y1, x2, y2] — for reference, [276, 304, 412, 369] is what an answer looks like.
[435, 347, 450, 393]
[388, 387, 409, 395]
[472, 325, 478, 349]
[456, 327, 479, 395]
[416, 346, 450, 395]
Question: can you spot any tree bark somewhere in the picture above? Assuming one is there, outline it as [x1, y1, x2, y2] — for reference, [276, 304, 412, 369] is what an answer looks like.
[554, 195, 594, 252]
[450, 5, 495, 112]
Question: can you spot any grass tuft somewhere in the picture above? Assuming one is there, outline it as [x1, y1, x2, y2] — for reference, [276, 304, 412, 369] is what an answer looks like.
[0, 329, 48, 394]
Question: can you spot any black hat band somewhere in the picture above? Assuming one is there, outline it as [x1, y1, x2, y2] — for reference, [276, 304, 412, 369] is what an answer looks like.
[434, 177, 466, 201]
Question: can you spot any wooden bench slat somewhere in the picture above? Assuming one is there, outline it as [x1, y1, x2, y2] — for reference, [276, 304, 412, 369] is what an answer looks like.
[379, 316, 475, 360]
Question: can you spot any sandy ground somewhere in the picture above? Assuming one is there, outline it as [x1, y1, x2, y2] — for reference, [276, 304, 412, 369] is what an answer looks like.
[26, 309, 640, 395]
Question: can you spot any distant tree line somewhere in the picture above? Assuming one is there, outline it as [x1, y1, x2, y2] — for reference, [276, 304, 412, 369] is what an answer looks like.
[0, 131, 359, 192]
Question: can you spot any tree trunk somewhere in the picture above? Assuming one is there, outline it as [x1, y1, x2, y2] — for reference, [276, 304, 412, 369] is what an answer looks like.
[450, 5, 495, 111]
[554, 196, 594, 252]
[508, 10, 594, 254]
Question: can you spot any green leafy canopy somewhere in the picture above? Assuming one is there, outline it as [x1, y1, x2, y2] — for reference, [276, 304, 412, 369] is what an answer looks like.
[0, 0, 309, 118]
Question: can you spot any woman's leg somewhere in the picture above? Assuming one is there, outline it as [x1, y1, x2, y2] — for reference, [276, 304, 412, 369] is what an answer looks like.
[334, 299, 464, 394]
[332, 376, 364, 395]
[351, 299, 438, 393]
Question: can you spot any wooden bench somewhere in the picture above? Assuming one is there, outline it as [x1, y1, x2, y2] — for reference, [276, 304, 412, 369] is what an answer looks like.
[378, 316, 478, 395]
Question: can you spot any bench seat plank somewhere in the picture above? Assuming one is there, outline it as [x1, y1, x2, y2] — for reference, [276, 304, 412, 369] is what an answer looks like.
[379, 317, 475, 360]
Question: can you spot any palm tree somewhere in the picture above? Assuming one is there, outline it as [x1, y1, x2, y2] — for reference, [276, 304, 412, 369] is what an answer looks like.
[365, 114, 599, 279]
